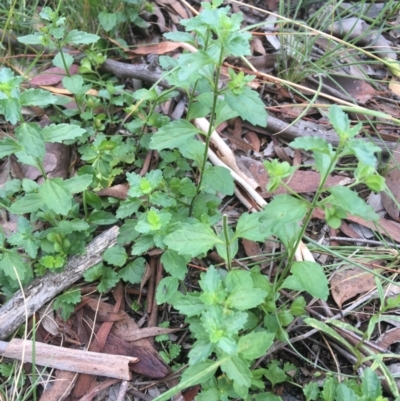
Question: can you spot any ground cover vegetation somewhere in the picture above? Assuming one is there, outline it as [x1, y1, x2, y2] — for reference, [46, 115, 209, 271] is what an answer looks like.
[0, 0, 400, 400]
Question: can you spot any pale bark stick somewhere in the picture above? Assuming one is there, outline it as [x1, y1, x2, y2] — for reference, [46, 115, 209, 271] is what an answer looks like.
[0, 339, 136, 380]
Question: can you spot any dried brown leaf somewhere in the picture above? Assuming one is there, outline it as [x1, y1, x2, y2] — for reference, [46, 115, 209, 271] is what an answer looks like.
[330, 264, 376, 309]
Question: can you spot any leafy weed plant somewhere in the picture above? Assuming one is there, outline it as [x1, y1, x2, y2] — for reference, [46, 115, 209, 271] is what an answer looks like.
[0, 0, 393, 399]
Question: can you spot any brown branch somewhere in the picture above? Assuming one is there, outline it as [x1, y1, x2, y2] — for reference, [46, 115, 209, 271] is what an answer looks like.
[0, 226, 119, 340]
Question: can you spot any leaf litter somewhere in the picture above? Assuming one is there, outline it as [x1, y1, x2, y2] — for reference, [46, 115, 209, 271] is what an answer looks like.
[1, 0, 400, 400]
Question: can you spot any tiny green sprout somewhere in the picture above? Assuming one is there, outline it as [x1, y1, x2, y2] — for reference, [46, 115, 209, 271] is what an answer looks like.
[227, 68, 255, 95]
[324, 205, 347, 229]
[263, 159, 296, 192]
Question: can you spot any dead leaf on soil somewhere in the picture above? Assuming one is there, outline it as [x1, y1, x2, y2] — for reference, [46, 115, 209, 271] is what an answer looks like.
[313, 208, 400, 243]
[96, 184, 128, 200]
[30, 65, 79, 86]
[381, 143, 400, 222]
[129, 41, 185, 55]
[376, 327, 400, 350]
[330, 264, 377, 309]
[241, 157, 352, 198]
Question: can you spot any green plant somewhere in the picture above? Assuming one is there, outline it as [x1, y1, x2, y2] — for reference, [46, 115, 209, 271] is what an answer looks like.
[0, 1, 394, 400]
[303, 369, 388, 401]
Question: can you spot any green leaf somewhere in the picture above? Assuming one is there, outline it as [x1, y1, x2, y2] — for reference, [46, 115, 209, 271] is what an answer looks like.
[280, 261, 329, 300]
[344, 139, 381, 167]
[0, 250, 28, 281]
[164, 222, 223, 257]
[8, 217, 40, 258]
[223, 30, 252, 57]
[188, 340, 214, 365]
[201, 166, 234, 195]
[83, 263, 119, 292]
[220, 356, 252, 388]
[180, 361, 219, 386]
[329, 105, 354, 138]
[118, 257, 146, 284]
[171, 293, 206, 317]
[64, 174, 93, 193]
[260, 194, 308, 232]
[177, 50, 214, 81]
[303, 382, 320, 401]
[328, 185, 378, 221]
[103, 245, 127, 267]
[42, 124, 86, 143]
[98, 11, 118, 32]
[161, 249, 189, 280]
[39, 178, 72, 215]
[53, 289, 81, 321]
[2, 98, 21, 125]
[290, 136, 332, 154]
[18, 33, 43, 45]
[199, 266, 225, 304]
[9, 193, 45, 214]
[164, 31, 196, 44]
[84, 191, 102, 210]
[117, 219, 139, 245]
[361, 368, 381, 400]
[226, 288, 267, 310]
[131, 235, 154, 255]
[149, 120, 200, 151]
[264, 360, 287, 387]
[53, 52, 74, 71]
[135, 209, 171, 233]
[225, 87, 267, 127]
[116, 198, 141, 219]
[321, 377, 337, 401]
[234, 212, 272, 241]
[20, 89, 59, 107]
[156, 276, 179, 304]
[357, 165, 385, 192]
[65, 30, 100, 45]
[0, 137, 23, 158]
[238, 330, 274, 360]
[290, 296, 306, 316]
[83, 263, 103, 282]
[214, 99, 239, 127]
[62, 75, 84, 94]
[15, 123, 45, 159]
[88, 210, 118, 225]
[58, 220, 90, 233]
[335, 383, 357, 401]
[97, 267, 119, 292]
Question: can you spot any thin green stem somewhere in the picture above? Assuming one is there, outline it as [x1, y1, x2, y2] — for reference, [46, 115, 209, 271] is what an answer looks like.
[82, 190, 89, 220]
[222, 214, 232, 271]
[189, 45, 225, 216]
[275, 151, 340, 289]
[35, 158, 48, 180]
[56, 42, 83, 114]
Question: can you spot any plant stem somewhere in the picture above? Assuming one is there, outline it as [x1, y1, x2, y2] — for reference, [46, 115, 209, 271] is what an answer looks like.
[275, 152, 339, 289]
[222, 214, 232, 271]
[56, 42, 83, 114]
[189, 45, 225, 216]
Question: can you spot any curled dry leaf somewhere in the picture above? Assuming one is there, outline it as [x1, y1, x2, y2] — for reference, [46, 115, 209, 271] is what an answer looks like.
[376, 327, 400, 350]
[241, 157, 352, 198]
[381, 143, 400, 222]
[129, 41, 184, 55]
[96, 184, 128, 200]
[330, 264, 376, 309]
[30, 65, 79, 86]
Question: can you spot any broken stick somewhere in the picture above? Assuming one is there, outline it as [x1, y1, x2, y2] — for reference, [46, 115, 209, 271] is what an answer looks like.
[0, 226, 119, 340]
